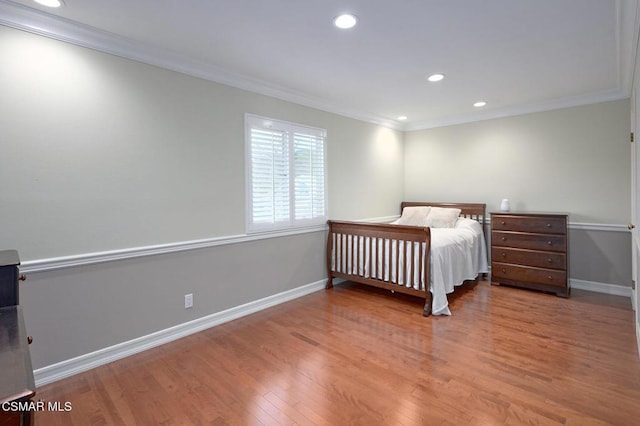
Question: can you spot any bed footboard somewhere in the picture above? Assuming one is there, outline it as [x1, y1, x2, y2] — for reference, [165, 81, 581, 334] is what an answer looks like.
[326, 220, 432, 316]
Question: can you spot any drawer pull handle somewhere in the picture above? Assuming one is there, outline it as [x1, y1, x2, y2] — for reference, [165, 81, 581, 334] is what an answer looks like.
[501, 253, 507, 258]
[501, 221, 506, 225]
[547, 241, 552, 245]
[501, 268, 506, 274]
[547, 258, 553, 263]
[501, 237, 506, 241]
[18, 274, 26, 281]
[546, 223, 552, 228]
[547, 275, 553, 281]
[27, 336, 33, 345]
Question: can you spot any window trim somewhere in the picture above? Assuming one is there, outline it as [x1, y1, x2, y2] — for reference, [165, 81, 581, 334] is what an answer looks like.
[245, 113, 328, 234]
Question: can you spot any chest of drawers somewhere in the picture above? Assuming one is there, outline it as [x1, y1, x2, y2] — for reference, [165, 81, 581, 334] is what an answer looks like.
[491, 212, 569, 297]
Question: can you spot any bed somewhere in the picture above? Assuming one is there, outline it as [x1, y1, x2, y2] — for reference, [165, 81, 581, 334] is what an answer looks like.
[326, 202, 488, 316]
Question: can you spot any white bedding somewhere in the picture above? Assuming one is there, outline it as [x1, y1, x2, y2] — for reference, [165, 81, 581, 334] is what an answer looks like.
[332, 217, 488, 315]
[428, 218, 488, 315]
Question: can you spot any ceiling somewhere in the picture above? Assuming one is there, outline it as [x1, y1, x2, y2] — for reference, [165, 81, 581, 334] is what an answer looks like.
[1, 0, 638, 130]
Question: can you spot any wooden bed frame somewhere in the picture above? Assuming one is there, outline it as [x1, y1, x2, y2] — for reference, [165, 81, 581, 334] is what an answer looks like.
[326, 202, 487, 316]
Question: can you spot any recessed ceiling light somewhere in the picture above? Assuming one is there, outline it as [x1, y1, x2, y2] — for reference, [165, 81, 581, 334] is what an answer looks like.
[34, 0, 64, 7]
[334, 14, 358, 29]
[473, 101, 487, 107]
[427, 73, 445, 82]
[397, 116, 408, 121]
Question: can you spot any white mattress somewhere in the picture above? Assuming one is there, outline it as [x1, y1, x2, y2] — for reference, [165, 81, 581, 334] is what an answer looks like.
[332, 218, 488, 315]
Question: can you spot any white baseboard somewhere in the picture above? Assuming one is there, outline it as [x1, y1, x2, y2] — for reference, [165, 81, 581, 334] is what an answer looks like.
[34, 279, 327, 387]
[635, 281, 640, 359]
[637, 319, 640, 360]
[570, 279, 633, 298]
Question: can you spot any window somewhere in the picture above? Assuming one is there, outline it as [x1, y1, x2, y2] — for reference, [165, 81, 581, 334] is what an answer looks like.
[245, 114, 327, 233]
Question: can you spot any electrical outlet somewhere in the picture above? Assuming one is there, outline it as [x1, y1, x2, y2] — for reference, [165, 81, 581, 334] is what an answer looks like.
[184, 293, 193, 309]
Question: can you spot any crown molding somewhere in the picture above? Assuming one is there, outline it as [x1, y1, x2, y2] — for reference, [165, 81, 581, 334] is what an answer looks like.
[0, 0, 403, 131]
[406, 0, 639, 131]
[0, 0, 636, 133]
[617, 0, 640, 94]
[404, 89, 630, 131]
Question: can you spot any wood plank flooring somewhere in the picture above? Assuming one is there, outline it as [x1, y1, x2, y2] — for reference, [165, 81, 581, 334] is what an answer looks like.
[35, 280, 640, 425]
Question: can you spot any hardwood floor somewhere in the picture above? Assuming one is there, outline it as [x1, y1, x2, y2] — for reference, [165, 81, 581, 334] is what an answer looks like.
[36, 280, 640, 425]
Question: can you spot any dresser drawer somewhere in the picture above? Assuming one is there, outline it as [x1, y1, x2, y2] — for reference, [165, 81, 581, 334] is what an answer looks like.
[491, 231, 566, 252]
[492, 215, 566, 234]
[492, 262, 567, 287]
[491, 247, 566, 270]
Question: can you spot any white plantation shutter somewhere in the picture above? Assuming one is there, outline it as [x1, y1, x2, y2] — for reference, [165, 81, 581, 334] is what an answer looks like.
[294, 131, 325, 220]
[246, 114, 327, 232]
[250, 127, 290, 225]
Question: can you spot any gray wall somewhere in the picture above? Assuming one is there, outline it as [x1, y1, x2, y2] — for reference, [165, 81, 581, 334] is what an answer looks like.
[568, 228, 631, 286]
[0, 25, 403, 369]
[404, 100, 632, 287]
[20, 232, 326, 369]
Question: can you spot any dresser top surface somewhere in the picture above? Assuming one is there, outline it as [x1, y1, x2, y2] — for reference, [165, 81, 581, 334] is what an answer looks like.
[0, 250, 20, 267]
[490, 212, 569, 218]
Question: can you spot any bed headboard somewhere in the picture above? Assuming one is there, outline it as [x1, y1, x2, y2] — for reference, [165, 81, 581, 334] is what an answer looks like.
[400, 202, 487, 235]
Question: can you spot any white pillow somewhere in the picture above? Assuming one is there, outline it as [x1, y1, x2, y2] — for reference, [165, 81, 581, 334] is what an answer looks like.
[426, 207, 462, 228]
[392, 206, 431, 226]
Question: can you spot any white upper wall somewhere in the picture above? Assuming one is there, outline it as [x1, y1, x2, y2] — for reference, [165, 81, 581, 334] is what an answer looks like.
[0, 25, 403, 260]
[403, 99, 630, 224]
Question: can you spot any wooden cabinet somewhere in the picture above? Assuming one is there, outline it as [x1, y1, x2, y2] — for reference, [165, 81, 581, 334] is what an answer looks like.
[491, 212, 569, 297]
[0, 306, 35, 426]
[0, 250, 35, 426]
